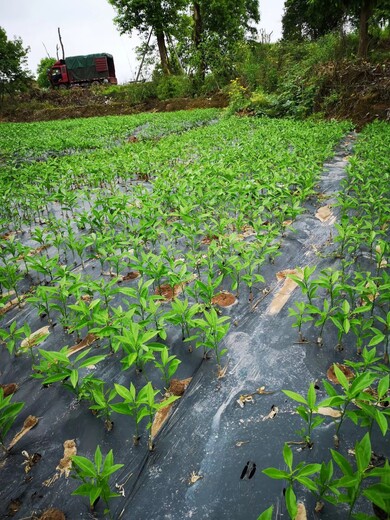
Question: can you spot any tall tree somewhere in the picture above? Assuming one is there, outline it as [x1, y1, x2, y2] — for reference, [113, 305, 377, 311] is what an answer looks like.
[108, 0, 187, 74]
[191, 0, 260, 79]
[284, 0, 389, 58]
[0, 27, 31, 100]
[282, 0, 345, 40]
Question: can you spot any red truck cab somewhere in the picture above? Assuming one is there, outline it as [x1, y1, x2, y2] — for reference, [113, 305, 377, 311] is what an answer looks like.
[49, 61, 69, 88]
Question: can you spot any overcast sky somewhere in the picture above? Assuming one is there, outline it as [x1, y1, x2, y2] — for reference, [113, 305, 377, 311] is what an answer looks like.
[1, 0, 285, 84]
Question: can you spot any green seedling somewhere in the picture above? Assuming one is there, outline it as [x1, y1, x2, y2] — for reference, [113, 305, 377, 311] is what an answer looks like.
[330, 433, 378, 518]
[0, 264, 23, 304]
[164, 299, 201, 340]
[262, 443, 321, 519]
[154, 347, 181, 387]
[0, 388, 24, 453]
[305, 299, 333, 346]
[370, 311, 390, 364]
[283, 383, 324, 447]
[363, 459, 390, 518]
[111, 382, 179, 449]
[32, 347, 106, 396]
[320, 365, 377, 445]
[288, 301, 313, 343]
[80, 378, 116, 431]
[71, 445, 123, 516]
[115, 321, 162, 372]
[0, 321, 28, 356]
[193, 307, 230, 367]
[288, 265, 317, 305]
[330, 300, 351, 351]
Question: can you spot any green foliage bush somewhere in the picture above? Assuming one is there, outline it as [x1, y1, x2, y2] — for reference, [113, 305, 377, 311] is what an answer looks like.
[99, 82, 157, 104]
[155, 75, 193, 100]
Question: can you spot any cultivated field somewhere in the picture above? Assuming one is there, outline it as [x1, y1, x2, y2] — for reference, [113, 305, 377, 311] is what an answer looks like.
[0, 111, 389, 519]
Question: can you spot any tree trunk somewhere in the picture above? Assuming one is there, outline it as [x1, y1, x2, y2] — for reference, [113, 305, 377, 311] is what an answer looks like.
[156, 31, 170, 75]
[358, 0, 374, 59]
[193, 2, 206, 80]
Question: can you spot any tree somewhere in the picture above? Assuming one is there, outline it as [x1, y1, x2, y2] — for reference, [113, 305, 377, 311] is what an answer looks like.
[191, 0, 260, 80]
[283, 0, 390, 58]
[108, 0, 187, 74]
[0, 27, 31, 100]
[282, 0, 345, 41]
[36, 57, 56, 89]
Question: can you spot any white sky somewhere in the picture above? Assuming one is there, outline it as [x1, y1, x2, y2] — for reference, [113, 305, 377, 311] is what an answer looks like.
[1, 0, 285, 84]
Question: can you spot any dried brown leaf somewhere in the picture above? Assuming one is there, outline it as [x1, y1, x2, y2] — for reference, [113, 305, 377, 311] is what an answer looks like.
[8, 415, 39, 450]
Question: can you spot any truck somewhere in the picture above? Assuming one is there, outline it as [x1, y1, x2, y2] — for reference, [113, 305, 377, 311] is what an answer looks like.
[48, 53, 117, 88]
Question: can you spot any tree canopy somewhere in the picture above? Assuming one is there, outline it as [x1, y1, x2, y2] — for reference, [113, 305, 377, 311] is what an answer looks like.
[282, 0, 390, 57]
[36, 57, 56, 89]
[108, 0, 187, 74]
[0, 27, 31, 99]
[108, 0, 259, 77]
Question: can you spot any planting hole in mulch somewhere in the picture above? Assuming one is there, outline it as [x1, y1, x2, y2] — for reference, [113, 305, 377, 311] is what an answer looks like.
[0, 383, 18, 396]
[121, 271, 141, 282]
[155, 283, 184, 301]
[326, 363, 355, 384]
[168, 377, 192, 396]
[38, 508, 66, 520]
[211, 292, 237, 307]
[201, 235, 219, 245]
[7, 499, 22, 517]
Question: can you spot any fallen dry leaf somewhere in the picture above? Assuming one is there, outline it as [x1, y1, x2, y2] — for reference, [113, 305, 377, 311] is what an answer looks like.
[217, 364, 229, 379]
[8, 415, 39, 450]
[262, 405, 278, 421]
[44, 439, 77, 486]
[20, 326, 50, 349]
[237, 394, 255, 408]
[67, 333, 97, 356]
[151, 401, 174, 439]
[189, 471, 203, 485]
[315, 205, 333, 222]
[0, 293, 29, 316]
[295, 502, 307, 520]
[235, 441, 250, 447]
[268, 270, 301, 315]
[316, 406, 342, 418]
[0, 383, 18, 397]
[168, 378, 192, 396]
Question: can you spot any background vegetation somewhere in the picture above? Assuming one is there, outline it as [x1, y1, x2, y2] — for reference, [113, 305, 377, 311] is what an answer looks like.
[0, 0, 389, 125]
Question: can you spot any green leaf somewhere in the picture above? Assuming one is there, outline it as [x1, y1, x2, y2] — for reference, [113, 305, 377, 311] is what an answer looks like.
[94, 445, 102, 473]
[355, 433, 371, 474]
[363, 483, 390, 512]
[285, 485, 297, 520]
[70, 369, 78, 389]
[89, 485, 102, 507]
[257, 505, 274, 520]
[72, 455, 96, 478]
[72, 482, 94, 497]
[262, 468, 289, 480]
[377, 375, 389, 399]
[283, 443, 293, 471]
[283, 389, 307, 405]
[296, 463, 321, 477]
[307, 383, 316, 410]
[333, 364, 350, 391]
[78, 355, 106, 369]
[331, 449, 353, 476]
